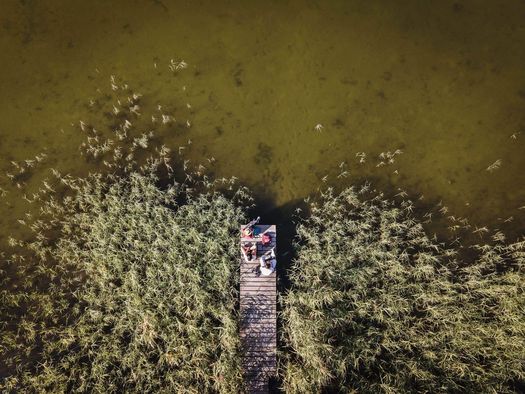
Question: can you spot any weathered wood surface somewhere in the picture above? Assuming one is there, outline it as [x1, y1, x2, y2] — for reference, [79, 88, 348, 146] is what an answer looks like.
[240, 224, 277, 394]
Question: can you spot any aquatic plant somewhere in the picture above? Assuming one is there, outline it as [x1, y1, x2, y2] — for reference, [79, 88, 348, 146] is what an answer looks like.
[486, 159, 502, 172]
[281, 186, 525, 393]
[0, 156, 251, 393]
[0, 66, 261, 392]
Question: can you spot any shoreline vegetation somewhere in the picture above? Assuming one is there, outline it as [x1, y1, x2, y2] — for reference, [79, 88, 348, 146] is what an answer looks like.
[1, 72, 524, 393]
[1, 163, 251, 392]
[281, 187, 525, 393]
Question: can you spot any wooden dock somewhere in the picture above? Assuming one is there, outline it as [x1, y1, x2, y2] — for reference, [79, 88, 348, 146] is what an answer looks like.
[240, 224, 277, 394]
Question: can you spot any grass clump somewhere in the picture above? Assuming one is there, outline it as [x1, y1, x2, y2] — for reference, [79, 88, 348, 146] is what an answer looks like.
[1, 163, 248, 393]
[281, 186, 525, 393]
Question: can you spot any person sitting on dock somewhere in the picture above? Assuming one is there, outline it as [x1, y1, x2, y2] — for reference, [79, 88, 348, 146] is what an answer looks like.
[261, 232, 271, 246]
[241, 242, 257, 262]
[241, 216, 260, 238]
[256, 248, 276, 276]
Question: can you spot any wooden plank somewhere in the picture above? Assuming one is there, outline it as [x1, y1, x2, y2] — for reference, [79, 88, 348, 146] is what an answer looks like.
[241, 335, 276, 341]
[240, 321, 275, 328]
[240, 328, 276, 335]
[240, 284, 275, 289]
[240, 278, 275, 284]
[240, 334, 276, 342]
[240, 282, 275, 288]
[240, 309, 276, 318]
[240, 308, 275, 314]
[241, 321, 276, 329]
[243, 355, 276, 362]
[240, 311, 276, 318]
[243, 355, 276, 364]
[240, 301, 276, 308]
[240, 287, 275, 292]
[243, 355, 275, 362]
[244, 366, 277, 375]
[240, 292, 275, 297]
[240, 332, 276, 339]
[240, 276, 275, 283]
[241, 319, 277, 330]
[244, 380, 268, 388]
[241, 290, 275, 297]
[243, 349, 276, 356]
[245, 384, 268, 392]
[240, 314, 276, 321]
[240, 305, 276, 312]
[241, 291, 277, 298]
[240, 331, 276, 338]
[239, 307, 276, 315]
[240, 298, 276, 305]
[243, 368, 275, 376]
[240, 305, 276, 311]
[243, 364, 277, 374]
[242, 339, 277, 348]
[243, 350, 275, 355]
[240, 286, 275, 291]
[244, 379, 268, 390]
[240, 314, 276, 320]
[241, 326, 275, 332]
[240, 320, 276, 327]
[243, 358, 276, 366]
[242, 348, 275, 354]
[242, 340, 276, 347]
[240, 306, 275, 311]
[240, 276, 276, 281]
[240, 288, 275, 293]
[240, 311, 275, 318]
[240, 292, 276, 299]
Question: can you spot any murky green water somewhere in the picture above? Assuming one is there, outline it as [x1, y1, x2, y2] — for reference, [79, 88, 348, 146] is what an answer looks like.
[1, 0, 524, 248]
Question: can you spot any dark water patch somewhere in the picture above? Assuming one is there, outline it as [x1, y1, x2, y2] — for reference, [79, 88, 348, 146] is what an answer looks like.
[254, 142, 273, 166]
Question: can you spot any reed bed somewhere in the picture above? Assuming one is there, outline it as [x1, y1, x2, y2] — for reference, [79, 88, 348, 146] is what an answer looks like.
[0, 81, 253, 393]
[1, 68, 256, 393]
[0, 160, 250, 393]
[280, 186, 525, 393]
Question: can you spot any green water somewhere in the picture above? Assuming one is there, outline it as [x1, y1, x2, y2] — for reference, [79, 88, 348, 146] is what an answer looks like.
[1, 0, 524, 247]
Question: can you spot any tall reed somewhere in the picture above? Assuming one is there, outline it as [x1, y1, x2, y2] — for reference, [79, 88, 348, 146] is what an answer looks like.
[0, 163, 248, 393]
[280, 187, 525, 393]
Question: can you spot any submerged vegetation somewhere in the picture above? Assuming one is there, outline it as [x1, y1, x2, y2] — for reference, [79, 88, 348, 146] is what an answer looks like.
[281, 186, 525, 393]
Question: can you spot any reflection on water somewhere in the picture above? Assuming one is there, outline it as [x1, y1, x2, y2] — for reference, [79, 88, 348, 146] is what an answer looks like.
[0, 0, 524, 248]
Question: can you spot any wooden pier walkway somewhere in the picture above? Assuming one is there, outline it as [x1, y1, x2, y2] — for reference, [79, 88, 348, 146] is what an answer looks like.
[240, 224, 277, 394]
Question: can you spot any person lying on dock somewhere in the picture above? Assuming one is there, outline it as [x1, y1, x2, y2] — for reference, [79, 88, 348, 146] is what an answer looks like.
[256, 248, 276, 276]
[241, 242, 257, 262]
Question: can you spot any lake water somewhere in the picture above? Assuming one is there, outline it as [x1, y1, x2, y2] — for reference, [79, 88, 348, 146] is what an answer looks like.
[1, 0, 524, 249]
